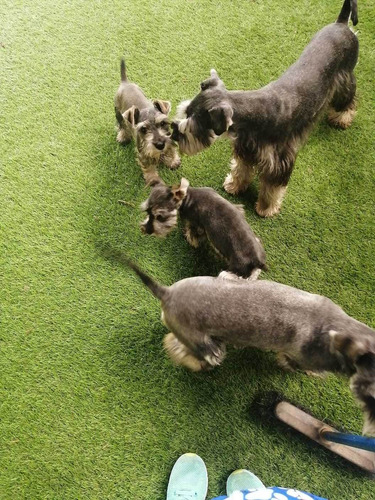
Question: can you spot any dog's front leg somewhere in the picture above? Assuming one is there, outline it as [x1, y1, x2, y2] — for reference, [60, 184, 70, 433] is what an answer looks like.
[184, 221, 205, 248]
[223, 156, 255, 194]
[161, 144, 181, 170]
[137, 154, 159, 184]
[256, 181, 287, 218]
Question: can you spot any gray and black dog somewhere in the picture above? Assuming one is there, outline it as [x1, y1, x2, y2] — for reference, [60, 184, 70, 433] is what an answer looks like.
[124, 258, 375, 436]
[140, 176, 266, 279]
[115, 59, 181, 183]
[171, 0, 358, 217]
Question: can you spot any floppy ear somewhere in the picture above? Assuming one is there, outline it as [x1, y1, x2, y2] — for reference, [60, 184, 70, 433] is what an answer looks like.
[329, 331, 368, 362]
[171, 121, 180, 141]
[124, 105, 140, 126]
[200, 69, 224, 91]
[208, 104, 233, 135]
[115, 108, 124, 125]
[171, 177, 189, 202]
[153, 100, 171, 115]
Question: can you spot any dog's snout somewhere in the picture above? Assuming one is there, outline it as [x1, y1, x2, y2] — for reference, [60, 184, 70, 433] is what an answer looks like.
[154, 141, 165, 150]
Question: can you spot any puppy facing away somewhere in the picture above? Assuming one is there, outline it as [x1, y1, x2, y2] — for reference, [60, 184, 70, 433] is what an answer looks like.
[140, 176, 266, 279]
[123, 259, 375, 435]
[171, 0, 358, 217]
[114, 59, 181, 183]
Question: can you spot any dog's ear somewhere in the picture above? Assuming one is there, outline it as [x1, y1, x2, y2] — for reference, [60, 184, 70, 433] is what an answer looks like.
[329, 331, 367, 361]
[171, 121, 180, 141]
[115, 108, 124, 125]
[171, 177, 189, 202]
[350, 349, 375, 436]
[124, 105, 140, 127]
[200, 69, 225, 91]
[208, 104, 233, 135]
[153, 100, 171, 115]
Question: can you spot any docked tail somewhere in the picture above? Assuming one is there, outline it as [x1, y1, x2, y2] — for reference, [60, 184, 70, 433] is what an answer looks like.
[120, 58, 127, 81]
[126, 259, 169, 302]
[337, 0, 358, 26]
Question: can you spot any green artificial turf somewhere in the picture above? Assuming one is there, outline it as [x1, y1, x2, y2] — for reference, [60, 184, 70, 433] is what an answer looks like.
[1, 0, 374, 498]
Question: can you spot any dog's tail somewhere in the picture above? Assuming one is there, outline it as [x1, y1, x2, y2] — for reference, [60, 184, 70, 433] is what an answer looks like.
[337, 0, 358, 26]
[126, 259, 169, 302]
[120, 58, 127, 81]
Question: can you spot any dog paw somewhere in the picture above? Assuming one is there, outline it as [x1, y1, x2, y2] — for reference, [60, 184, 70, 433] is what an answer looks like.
[255, 202, 280, 218]
[328, 107, 356, 130]
[218, 271, 243, 281]
[223, 174, 241, 194]
[168, 157, 181, 170]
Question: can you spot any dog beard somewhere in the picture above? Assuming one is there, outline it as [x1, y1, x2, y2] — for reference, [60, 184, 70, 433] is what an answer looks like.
[175, 117, 216, 155]
[174, 100, 216, 155]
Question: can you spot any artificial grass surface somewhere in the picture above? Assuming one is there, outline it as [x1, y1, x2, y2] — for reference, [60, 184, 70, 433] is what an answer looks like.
[1, 0, 374, 498]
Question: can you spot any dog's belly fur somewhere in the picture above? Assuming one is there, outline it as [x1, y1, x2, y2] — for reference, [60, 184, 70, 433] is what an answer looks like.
[162, 278, 372, 372]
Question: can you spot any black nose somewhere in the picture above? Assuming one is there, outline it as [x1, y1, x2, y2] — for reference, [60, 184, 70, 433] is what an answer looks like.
[154, 141, 165, 150]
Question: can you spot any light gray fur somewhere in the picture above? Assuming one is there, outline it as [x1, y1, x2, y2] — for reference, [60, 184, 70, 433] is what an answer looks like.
[128, 263, 375, 434]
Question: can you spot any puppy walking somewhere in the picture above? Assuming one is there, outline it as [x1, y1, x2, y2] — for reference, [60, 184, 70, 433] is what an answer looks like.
[172, 0, 358, 217]
[124, 259, 375, 436]
[140, 177, 266, 279]
[115, 59, 181, 182]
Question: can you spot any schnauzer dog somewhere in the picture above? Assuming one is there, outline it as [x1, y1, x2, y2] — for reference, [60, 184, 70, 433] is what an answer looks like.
[171, 0, 358, 217]
[125, 258, 375, 436]
[114, 59, 181, 183]
[140, 176, 266, 279]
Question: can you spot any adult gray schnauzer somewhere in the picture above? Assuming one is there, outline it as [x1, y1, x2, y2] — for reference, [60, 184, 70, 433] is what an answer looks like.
[171, 0, 358, 217]
[125, 258, 375, 436]
[140, 176, 266, 279]
[115, 59, 181, 183]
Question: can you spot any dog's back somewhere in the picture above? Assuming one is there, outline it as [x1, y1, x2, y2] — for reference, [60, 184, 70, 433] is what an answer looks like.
[181, 187, 266, 276]
[163, 277, 372, 371]
[114, 59, 150, 113]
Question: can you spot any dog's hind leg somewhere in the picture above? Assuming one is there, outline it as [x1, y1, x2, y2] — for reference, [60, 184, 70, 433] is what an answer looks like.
[223, 157, 255, 195]
[328, 72, 356, 130]
[163, 333, 209, 371]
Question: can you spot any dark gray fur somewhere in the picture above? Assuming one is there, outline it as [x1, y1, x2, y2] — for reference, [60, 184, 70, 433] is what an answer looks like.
[172, 0, 358, 217]
[114, 59, 181, 182]
[140, 177, 266, 278]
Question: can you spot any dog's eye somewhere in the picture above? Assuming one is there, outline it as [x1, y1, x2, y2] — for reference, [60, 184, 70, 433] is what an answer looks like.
[159, 121, 167, 127]
[156, 215, 167, 222]
[140, 126, 147, 134]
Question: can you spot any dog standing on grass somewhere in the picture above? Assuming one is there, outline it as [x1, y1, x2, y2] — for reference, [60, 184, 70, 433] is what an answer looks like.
[122, 257, 375, 436]
[114, 59, 181, 183]
[171, 0, 358, 217]
[140, 176, 267, 280]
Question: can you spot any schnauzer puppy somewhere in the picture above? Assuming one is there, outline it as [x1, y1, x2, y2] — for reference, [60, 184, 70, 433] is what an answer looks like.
[125, 259, 375, 436]
[140, 176, 266, 279]
[171, 0, 358, 217]
[114, 59, 181, 183]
